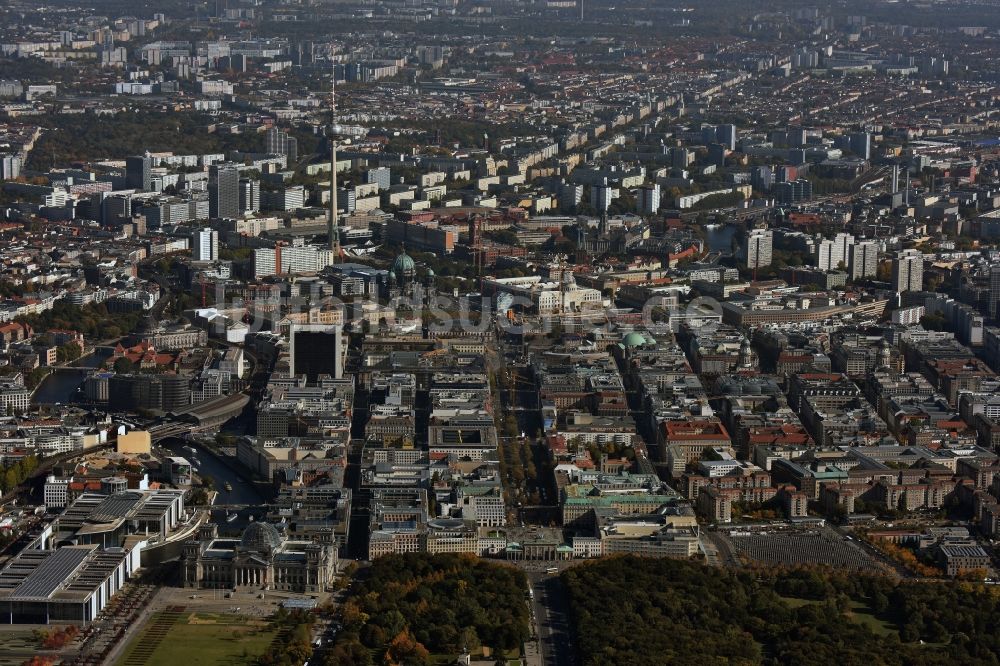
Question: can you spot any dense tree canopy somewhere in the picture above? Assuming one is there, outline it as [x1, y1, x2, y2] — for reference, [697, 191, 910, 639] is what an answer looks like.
[26, 112, 260, 170]
[1, 455, 38, 493]
[255, 608, 314, 666]
[562, 556, 1000, 666]
[328, 553, 530, 664]
[17, 301, 143, 342]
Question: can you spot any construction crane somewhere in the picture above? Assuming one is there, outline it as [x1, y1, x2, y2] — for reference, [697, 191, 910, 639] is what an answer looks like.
[506, 369, 537, 411]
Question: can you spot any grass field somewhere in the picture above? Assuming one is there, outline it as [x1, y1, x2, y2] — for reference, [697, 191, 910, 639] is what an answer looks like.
[778, 596, 815, 609]
[115, 611, 278, 666]
[846, 600, 899, 638]
[779, 596, 899, 638]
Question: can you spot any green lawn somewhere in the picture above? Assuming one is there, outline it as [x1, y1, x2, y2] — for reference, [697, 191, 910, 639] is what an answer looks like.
[779, 597, 899, 638]
[115, 612, 278, 666]
[846, 600, 899, 638]
[778, 596, 815, 608]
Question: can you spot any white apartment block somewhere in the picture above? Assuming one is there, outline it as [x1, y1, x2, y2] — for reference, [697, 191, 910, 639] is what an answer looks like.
[43, 475, 71, 510]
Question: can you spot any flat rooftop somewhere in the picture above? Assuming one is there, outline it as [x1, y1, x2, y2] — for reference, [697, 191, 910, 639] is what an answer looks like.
[0, 544, 128, 603]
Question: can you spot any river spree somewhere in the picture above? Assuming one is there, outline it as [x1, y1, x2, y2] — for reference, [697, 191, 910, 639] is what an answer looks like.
[160, 437, 265, 506]
[31, 351, 108, 405]
[704, 224, 738, 254]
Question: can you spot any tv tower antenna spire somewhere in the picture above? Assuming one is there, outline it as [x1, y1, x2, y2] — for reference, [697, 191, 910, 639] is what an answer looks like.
[328, 60, 341, 258]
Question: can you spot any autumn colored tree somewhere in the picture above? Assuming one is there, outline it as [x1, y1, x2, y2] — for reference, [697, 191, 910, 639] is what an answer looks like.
[384, 629, 430, 666]
[323, 639, 373, 666]
[22, 657, 55, 666]
[562, 556, 1000, 665]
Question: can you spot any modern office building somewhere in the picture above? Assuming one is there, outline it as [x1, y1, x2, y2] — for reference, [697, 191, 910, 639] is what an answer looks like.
[0, 154, 21, 181]
[815, 233, 855, 272]
[892, 249, 924, 293]
[107, 374, 190, 413]
[125, 155, 151, 191]
[773, 179, 812, 204]
[54, 490, 187, 547]
[262, 185, 306, 212]
[637, 184, 661, 215]
[192, 227, 219, 262]
[849, 131, 872, 160]
[784, 127, 808, 147]
[707, 143, 727, 168]
[701, 125, 719, 146]
[751, 166, 774, 192]
[717, 124, 737, 151]
[989, 265, 1000, 320]
[366, 167, 392, 190]
[671, 147, 692, 169]
[239, 178, 260, 214]
[208, 164, 240, 219]
[0, 545, 138, 624]
[559, 183, 584, 211]
[253, 243, 335, 278]
[849, 240, 878, 280]
[590, 183, 615, 212]
[289, 323, 344, 380]
[815, 240, 834, 272]
[265, 127, 298, 163]
[0, 488, 189, 624]
[100, 194, 132, 225]
[741, 228, 773, 269]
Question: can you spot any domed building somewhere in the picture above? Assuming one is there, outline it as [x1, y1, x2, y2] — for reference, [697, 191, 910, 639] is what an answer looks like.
[391, 248, 416, 284]
[622, 331, 649, 350]
[241, 521, 283, 555]
[383, 246, 436, 303]
[738, 338, 757, 370]
[181, 520, 338, 593]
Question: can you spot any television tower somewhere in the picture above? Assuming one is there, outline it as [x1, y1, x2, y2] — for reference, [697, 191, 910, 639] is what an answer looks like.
[328, 62, 340, 258]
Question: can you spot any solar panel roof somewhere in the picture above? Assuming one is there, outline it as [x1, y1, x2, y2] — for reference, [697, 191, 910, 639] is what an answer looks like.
[10, 547, 90, 600]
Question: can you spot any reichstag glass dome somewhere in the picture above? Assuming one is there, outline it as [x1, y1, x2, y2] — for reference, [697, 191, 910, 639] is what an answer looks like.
[240, 522, 283, 554]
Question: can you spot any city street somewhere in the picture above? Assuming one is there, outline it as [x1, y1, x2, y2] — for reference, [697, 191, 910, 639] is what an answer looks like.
[527, 570, 578, 666]
[526, 571, 577, 666]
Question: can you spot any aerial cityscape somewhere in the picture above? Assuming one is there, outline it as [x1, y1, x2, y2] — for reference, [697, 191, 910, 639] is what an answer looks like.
[0, 0, 998, 664]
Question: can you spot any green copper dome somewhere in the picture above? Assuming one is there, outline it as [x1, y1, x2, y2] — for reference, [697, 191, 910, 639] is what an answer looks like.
[623, 332, 647, 348]
[392, 250, 416, 278]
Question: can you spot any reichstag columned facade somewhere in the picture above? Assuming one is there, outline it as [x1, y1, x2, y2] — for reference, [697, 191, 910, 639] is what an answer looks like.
[181, 522, 337, 593]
